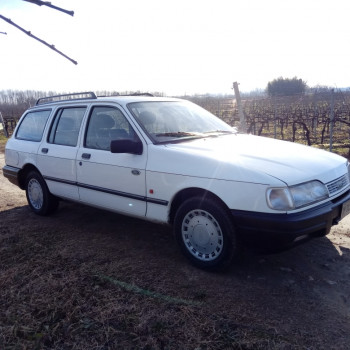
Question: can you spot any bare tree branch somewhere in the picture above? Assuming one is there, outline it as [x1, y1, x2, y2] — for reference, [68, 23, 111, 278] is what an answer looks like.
[23, 0, 74, 16]
[0, 14, 77, 65]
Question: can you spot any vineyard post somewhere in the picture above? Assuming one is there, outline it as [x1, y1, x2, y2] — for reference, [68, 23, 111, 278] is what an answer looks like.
[232, 82, 247, 132]
[329, 89, 335, 152]
[313, 104, 318, 139]
[0, 111, 8, 138]
[273, 97, 277, 139]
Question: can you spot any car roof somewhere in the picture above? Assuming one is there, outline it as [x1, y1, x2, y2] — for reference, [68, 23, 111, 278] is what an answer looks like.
[32, 92, 181, 109]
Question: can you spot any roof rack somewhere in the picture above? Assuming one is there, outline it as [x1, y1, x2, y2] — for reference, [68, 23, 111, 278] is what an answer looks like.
[97, 93, 154, 97]
[36, 92, 97, 105]
[128, 93, 154, 97]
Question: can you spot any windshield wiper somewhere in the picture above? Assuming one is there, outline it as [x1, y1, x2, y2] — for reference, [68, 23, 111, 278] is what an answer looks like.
[204, 130, 236, 135]
[155, 132, 205, 138]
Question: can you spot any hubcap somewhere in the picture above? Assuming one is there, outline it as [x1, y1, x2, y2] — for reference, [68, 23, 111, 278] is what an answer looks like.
[28, 178, 44, 210]
[182, 209, 223, 261]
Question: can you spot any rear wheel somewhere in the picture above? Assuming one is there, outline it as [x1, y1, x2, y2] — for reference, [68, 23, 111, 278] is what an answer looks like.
[174, 197, 237, 270]
[25, 171, 59, 216]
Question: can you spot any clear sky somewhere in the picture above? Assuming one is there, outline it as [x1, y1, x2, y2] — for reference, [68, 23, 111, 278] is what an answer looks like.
[0, 0, 350, 96]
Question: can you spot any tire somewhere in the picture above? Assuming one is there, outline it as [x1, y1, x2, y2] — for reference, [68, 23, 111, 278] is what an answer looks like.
[25, 171, 59, 216]
[174, 197, 237, 270]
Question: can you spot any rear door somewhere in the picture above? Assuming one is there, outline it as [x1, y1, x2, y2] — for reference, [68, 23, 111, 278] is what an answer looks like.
[37, 106, 87, 200]
[76, 104, 147, 216]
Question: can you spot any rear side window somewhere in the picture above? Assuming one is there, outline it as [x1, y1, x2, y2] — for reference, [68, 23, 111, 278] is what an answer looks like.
[16, 110, 51, 141]
[48, 107, 86, 146]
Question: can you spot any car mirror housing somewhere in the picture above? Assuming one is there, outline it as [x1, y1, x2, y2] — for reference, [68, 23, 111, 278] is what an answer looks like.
[110, 139, 143, 155]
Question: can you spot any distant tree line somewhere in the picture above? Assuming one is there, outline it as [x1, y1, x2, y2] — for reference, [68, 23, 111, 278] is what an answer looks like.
[0, 90, 165, 119]
[0, 90, 57, 118]
[266, 77, 308, 96]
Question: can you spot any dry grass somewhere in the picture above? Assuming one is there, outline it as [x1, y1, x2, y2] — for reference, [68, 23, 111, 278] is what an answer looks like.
[1, 202, 350, 349]
[0, 210, 287, 350]
[0, 134, 7, 153]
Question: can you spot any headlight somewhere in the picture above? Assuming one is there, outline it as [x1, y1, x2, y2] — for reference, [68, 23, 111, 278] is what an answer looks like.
[267, 180, 329, 211]
[267, 188, 294, 210]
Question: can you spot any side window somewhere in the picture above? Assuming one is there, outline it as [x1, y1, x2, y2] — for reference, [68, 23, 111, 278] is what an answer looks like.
[48, 107, 86, 146]
[85, 106, 136, 151]
[16, 110, 51, 142]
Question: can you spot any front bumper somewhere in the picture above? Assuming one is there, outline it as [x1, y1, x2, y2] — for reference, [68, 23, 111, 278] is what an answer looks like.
[231, 189, 350, 250]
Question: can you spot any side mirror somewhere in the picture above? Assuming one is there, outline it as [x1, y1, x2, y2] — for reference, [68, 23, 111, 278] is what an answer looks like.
[110, 139, 143, 155]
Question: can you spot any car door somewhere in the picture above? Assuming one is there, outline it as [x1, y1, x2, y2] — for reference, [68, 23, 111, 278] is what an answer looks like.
[37, 106, 87, 201]
[76, 104, 147, 216]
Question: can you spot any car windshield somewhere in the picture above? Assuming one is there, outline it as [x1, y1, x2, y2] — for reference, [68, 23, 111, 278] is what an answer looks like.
[127, 100, 236, 144]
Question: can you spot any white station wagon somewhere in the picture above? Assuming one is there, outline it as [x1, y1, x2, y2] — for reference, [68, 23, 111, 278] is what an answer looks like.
[3, 92, 350, 269]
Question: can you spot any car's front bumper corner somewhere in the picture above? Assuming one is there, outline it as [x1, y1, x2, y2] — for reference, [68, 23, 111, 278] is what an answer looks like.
[231, 190, 350, 250]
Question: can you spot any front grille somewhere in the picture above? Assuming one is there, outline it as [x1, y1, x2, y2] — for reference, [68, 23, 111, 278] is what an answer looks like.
[327, 174, 350, 196]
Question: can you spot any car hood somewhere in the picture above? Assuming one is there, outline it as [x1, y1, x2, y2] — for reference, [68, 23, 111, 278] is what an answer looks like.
[148, 134, 347, 186]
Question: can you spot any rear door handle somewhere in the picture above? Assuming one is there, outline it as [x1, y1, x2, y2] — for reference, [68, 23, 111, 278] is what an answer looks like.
[41, 148, 48, 154]
[81, 153, 91, 159]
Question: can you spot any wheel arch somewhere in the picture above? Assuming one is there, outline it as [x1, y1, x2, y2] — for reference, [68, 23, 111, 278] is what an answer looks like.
[169, 187, 231, 225]
[18, 164, 42, 190]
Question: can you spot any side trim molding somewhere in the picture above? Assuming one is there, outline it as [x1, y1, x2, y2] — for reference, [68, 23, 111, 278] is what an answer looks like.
[44, 175, 76, 186]
[43, 175, 169, 206]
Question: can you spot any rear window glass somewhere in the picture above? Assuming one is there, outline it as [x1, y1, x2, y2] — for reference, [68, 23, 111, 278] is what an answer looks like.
[48, 107, 86, 146]
[16, 110, 51, 142]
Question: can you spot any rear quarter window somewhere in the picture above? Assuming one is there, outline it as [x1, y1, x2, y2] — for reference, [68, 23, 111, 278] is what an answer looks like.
[16, 110, 51, 142]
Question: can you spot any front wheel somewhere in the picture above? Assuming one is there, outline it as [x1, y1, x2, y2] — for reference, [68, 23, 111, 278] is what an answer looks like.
[25, 171, 59, 216]
[174, 197, 237, 270]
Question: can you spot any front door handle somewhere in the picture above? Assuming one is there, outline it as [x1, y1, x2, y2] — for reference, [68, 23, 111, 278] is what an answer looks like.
[81, 153, 91, 159]
[41, 148, 48, 154]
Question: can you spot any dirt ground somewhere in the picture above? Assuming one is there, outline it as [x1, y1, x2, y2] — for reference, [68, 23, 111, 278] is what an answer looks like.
[1, 142, 350, 350]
